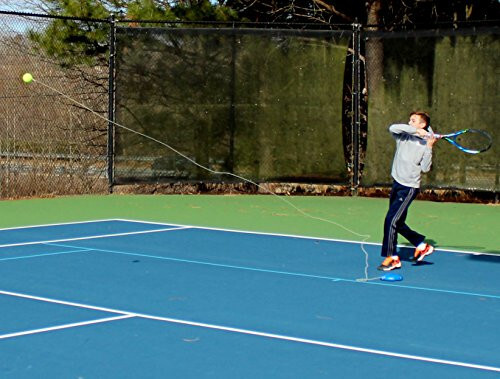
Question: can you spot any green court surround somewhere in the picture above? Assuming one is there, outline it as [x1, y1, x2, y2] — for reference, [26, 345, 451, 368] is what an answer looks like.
[0, 195, 498, 254]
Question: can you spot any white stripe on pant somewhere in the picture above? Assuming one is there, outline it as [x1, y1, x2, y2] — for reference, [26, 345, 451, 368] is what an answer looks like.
[387, 187, 416, 257]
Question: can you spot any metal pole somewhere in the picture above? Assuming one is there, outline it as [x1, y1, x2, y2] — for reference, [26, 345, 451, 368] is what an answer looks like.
[107, 15, 116, 193]
[227, 27, 237, 174]
[351, 22, 362, 194]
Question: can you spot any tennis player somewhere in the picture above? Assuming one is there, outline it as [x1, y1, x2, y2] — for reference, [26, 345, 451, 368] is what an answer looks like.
[377, 111, 437, 271]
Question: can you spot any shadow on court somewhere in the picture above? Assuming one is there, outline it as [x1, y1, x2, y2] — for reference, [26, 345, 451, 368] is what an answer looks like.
[467, 254, 500, 263]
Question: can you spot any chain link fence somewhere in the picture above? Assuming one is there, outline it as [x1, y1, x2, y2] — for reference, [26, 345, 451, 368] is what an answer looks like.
[0, 10, 498, 200]
[363, 27, 499, 193]
[0, 11, 108, 199]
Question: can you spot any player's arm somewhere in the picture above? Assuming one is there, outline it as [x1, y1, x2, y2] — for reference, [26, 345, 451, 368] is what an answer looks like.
[389, 123, 419, 136]
[420, 145, 433, 173]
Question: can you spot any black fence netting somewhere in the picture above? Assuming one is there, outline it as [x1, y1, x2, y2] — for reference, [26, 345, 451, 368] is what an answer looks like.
[0, 9, 498, 199]
[363, 27, 499, 192]
[114, 27, 351, 185]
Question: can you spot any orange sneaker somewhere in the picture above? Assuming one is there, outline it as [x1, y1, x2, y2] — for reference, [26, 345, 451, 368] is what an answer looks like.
[377, 256, 402, 271]
[413, 243, 434, 262]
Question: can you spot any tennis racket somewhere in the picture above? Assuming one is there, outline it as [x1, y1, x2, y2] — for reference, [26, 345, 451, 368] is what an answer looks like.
[429, 129, 492, 154]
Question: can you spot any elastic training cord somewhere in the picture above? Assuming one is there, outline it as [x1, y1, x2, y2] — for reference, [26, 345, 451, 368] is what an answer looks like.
[32, 77, 377, 282]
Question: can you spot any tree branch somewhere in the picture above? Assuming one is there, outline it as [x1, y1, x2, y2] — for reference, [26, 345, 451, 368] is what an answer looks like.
[312, 0, 352, 22]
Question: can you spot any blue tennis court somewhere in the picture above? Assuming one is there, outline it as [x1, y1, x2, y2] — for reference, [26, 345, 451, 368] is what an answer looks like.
[0, 219, 499, 378]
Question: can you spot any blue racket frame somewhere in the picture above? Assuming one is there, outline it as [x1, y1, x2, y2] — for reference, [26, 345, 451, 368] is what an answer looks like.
[433, 129, 492, 154]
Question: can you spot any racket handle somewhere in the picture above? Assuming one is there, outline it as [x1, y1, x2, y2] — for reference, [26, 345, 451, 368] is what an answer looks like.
[426, 132, 442, 139]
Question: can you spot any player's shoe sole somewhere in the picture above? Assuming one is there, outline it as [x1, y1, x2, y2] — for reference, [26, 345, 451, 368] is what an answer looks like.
[377, 258, 402, 271]
[413, 244, 434, 262]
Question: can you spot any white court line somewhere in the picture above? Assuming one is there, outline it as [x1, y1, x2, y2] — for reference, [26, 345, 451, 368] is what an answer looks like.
[116, 218, 499, 257]
[1, 218, 496, 256]
[0, 314, 135, 340]
[0, 226, 191, 248]
[116, 218, 385, 246]
[0, 289, 499, 373]
[0, 290, 132, 315]
[139, 313, 500, 373]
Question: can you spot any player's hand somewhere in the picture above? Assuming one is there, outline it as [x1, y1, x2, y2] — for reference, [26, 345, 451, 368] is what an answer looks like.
[415, 129, 428, 138]
[426, 135, 437, 147]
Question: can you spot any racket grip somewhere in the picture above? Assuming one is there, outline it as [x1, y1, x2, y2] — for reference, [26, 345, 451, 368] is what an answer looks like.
[426, 133, 442, 139]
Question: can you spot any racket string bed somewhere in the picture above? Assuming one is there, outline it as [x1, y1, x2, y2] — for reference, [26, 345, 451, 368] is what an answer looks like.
[428, 129, 492, 154]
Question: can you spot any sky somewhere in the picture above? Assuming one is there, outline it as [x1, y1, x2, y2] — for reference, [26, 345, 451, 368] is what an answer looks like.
[0, 0, 222, 14]
[0, 1, 41, 13]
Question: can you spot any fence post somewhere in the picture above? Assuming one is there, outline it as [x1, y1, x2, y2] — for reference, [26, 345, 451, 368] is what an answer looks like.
[228, 24, 237, 173]
[351, 22, 362, 194]
[107, 15, 116, 193]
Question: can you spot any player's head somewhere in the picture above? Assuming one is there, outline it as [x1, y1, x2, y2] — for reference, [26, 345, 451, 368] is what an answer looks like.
[409, 111, 430, 130]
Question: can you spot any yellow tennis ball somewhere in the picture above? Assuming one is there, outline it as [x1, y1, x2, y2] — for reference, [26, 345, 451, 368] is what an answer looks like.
[22, 73, 33, 83]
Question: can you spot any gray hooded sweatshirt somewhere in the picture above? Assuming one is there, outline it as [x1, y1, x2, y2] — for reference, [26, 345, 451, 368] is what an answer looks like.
[389, 123, 433, 188]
